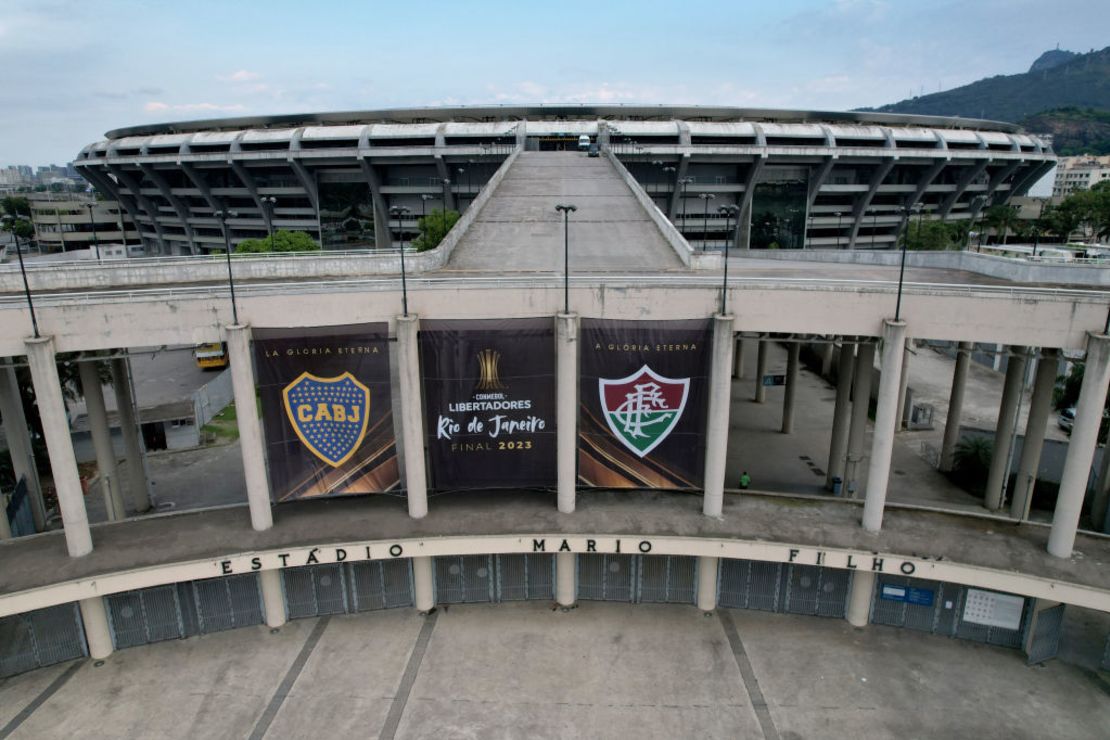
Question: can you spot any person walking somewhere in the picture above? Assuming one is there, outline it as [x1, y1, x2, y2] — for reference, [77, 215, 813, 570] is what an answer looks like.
[739, 471, 751, 490]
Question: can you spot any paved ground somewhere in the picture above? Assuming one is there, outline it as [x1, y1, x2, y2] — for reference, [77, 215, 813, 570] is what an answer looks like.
[0, 601, 1106, 739]
[443, 151, 684, 273]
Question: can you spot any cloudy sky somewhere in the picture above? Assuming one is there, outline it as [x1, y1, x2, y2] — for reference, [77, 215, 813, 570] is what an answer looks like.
[1, 0, 1108, 165]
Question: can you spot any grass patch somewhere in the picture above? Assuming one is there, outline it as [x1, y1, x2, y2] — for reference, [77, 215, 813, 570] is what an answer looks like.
[202, 403, 240, 443]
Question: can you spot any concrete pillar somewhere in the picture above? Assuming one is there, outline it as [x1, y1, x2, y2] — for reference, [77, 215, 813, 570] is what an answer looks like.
[753, 340, 767, 403]
[732, 337, 746, 379]
[781, 342, 800, 434]
[79, 597, 113, 660]
[939, 342, 972, 472]
[397, 316, 429, 519]
[225, 325, 273, 532]
[111, 357, 150, 513]
[844, 342, 876, 497]
[896, 341, 911, 430]
[259, 569, 287, 628]
[1011, 349, 1058, 521]
[78, 361, 125, 522]
[820, 343, 835, 378]
[413, 556, 435, 613]
[984, 347, 1028, 511]
[0, 362, 45, 531]
[556, 551, 576, 607]
[696, 555, 718, 612]
[862, 320, 908, 532]
[1048, 333, 1110, 558]
[845, 571, 875, 627]
[992, 343, 1003, 372]
[556, 313, 578, 514]
[703, 315, 735, 517]
[1092, 443, 1110, 534]
[827, 343, 855, 491]
[25, 337, 92, 557]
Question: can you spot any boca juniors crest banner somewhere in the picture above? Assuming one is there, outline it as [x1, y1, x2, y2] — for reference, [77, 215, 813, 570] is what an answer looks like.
[254, 324, 399, 501]
[420, 318, 556, 490]
[578, 318, 711, 490]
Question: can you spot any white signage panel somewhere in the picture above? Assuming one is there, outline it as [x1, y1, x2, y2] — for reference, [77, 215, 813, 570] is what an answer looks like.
[962, 588, 1024, 630]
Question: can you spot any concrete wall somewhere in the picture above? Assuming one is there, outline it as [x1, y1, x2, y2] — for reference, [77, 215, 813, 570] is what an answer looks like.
[192, 369, 234, 429]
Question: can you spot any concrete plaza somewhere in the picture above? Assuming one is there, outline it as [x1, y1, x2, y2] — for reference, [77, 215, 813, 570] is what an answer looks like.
[0, 601, 1106, 739]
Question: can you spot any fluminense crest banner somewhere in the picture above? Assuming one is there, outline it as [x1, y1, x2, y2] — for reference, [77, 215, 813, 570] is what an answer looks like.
[254, 324, 398, 501]
[420, 318, 556, 490]
[578, 319, 711, 490]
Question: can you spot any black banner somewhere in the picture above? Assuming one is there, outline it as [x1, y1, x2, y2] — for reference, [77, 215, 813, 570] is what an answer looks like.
[578, 318, 711, 489]
[254, 324, 398, 501]
[421, 318, 556, 490]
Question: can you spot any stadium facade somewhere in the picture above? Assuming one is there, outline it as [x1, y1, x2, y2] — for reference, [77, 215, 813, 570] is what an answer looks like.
[73, 105, 1054, 255]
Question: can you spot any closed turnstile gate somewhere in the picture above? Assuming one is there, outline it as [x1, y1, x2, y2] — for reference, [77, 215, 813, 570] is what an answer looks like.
[283, 560, 415, 619]
[578, 554, 696, 605]
[717, 559, 849, 618]
[0, 603, 87, 678]
[871, 575, 1029, 650]
[108, 574, 265, 649]
[495, 554, 554, 601]
[435, 555, 495, 604]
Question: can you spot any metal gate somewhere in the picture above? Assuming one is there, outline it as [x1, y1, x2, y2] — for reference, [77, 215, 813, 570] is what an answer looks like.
[435, 555, 495, 604]
[637, 555, 697, 604]
[717, 559, 849, 617]
[1024, 603, 1066, 665]
[718, 560, 784, 611]
[578, 554, 637, 602]
[0, 603, 87, 678]
[107, 585, 185, 649]
[179, 574, 264, 635]
[495, 554, 554, 601]
[783, 564, 850, 618]
[284, 564, 348, 619]
[4, 477, 35, 537]
[349, 560, 414, 611]
[871, 575, 1028, 649]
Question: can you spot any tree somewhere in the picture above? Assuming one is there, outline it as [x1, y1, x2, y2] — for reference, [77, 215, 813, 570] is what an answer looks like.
[2, 218, 33, 241]
[900, 220, 961, 250]
[412, 208, 461, 252]
[1, 196, 31, 219]
[951, 436, 992, 495]
[984, 204, 1019, 244]
[234, 229, 320, 253]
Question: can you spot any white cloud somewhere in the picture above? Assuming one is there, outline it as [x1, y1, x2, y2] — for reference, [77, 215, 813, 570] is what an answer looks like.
[219, 69, 261, 83]
[143, 101, 247, 114]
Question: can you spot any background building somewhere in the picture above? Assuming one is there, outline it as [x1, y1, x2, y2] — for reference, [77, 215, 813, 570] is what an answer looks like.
[28, 194, 141, 255]
[1052, 154, 1110, 197]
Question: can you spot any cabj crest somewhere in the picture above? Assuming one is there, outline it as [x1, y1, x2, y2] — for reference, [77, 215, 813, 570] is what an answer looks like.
[282, 371, 371, 467]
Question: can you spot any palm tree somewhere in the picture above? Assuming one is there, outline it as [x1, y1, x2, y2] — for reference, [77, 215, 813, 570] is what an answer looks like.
[984, 204, 1019, 245]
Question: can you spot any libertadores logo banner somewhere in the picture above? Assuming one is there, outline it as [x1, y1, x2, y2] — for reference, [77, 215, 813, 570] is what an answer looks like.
[579, 319, 711, 490]
[420, 318, 556, 490]
[254, 324, 398, 501]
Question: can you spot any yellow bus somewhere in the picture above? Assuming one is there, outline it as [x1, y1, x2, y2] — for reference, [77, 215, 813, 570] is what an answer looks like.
[193, 342, 229, 370]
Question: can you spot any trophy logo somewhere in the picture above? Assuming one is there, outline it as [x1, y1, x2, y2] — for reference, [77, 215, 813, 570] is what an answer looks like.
[476, 349, 507, 391]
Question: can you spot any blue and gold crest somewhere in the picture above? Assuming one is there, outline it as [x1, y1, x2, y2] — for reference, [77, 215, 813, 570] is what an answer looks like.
[282, 372, 371, 467]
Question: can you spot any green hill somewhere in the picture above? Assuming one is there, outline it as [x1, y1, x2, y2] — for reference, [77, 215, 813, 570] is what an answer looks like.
[860, 46, 1110, 123]
[1021, 108, 1110, 155]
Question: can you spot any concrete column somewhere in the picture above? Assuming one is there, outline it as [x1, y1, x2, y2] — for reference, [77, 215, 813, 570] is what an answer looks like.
[862, 320, 908, 532]
[25, 337, 92, 557]
[896, 341, 911, 430]
[696, 555, 718, 612]
[225, 325, 273, 532]
[844, 342, 876, 496]
[753, 340, 768, 403]
[1092, 444, 1110, 534]
[781, 342, 800, 434]
[79, 597, 113, 660]
[0, 362, 44, 531]
[827, 343, 855, 491]
[259, 569, 287, 628]
[703, 315, 735, 518]
[984, 347, 1028, 511]
[111, 357, 150, 513]
[556, 551, 576, 607]
[939, 342, 972, 472]
[1049, 333, 1110, 558]
[732, 337, 746, 379]
[413, 556, 435, 613]
[1011, 349, 1058, 521]
[556, 313, 579, 514]
[397, 316, 429, 519]
[820, 343, 835, 378]
[845, 571, 875, 627]
[78, 361, 125, 522]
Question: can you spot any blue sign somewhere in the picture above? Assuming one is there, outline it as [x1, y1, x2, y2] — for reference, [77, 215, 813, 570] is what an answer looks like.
[761, 374, 786, 387]
[880, 584, 934, 607]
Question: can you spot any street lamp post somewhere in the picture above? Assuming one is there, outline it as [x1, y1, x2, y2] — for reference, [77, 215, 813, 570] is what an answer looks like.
[718, 204, 739, 314]
[679, 177, 693, 235]
[835, 211, 844, 249]
[420, 193, 434, 246]
[442, 178, 451, 213]
[651, 160, 663, 195]
[84, 203, 101, 262]
[894, 204, 921, 322]
[261, 196, 277, 246]
[555, 204, 577, 315]
[2, 216, 39, 337]
[698, 193, 715, 251]
[456, 167, 466, 207]
[213, 209, 240, 325]
[389, 206, 412, 316]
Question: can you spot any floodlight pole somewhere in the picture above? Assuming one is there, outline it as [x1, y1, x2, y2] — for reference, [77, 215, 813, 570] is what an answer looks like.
[390, 205, 412, 316]
[718, 204, 739, 315]
[555, 204, 577, 315]
[895, 205, 920, 322]
[214, 209, 240, 324]
[4, 218, 39, 337]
